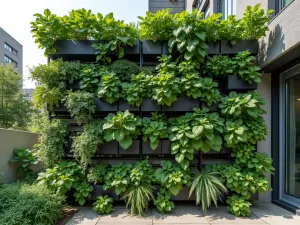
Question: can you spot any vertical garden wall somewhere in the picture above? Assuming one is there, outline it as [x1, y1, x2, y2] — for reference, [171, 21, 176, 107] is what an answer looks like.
[30, 6, 274, 216]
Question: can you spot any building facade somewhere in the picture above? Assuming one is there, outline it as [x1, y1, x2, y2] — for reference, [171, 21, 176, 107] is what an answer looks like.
[0, 27, 23, 74]
[148, 0, 194, 13]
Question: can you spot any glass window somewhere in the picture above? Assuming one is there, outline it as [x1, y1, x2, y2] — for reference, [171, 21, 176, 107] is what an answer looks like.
[282, 0, 293, 8]
[4, 42, 18, 56]
[219, 0, 236, 20]
[4, 55, 17, 67]
[285, 75, 300, 199]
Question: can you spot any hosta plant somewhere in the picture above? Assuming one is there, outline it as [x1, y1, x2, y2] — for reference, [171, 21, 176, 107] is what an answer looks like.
[122, 72, 153, 107]
[154, 161, 191, 195]
[138, 9, 177, 41]
[93, 195, 113, 214]
[72, 121, 105, 168]
[169, 10, 208, 62]
[227, 194, 252, 217]
[73, 181, 93, 205]
[154, 188, 175, 213]
[103, 163, 132, 195]
[103, 110, 141, 149]
[87, 164, 108, 184]
[152, 73, 182, 106]
[141, 113, 168, 150]
[64, 91, 96, 124]
[189, 170, 227, 211]
[220, 92, 266, 119]
[98, 71, 121, 104]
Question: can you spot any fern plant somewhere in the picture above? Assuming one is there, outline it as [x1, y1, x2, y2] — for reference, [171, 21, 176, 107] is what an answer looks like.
[189, 170, 227, 212]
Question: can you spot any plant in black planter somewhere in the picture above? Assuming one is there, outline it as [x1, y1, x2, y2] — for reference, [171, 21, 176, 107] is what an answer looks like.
[87, 164, 108, 185]
[122, 72, 153, 107]
[168, 10, 208, 62]
[178, 60, 199, 75]
[204, 55, 234, 78]
[141, 113, 168, 150]
[152, 73, 181, 106]
[109, 59, 140, 82]
[156, 55, 177, 75]
[63, 91, 96, 124]
[218, 15, 242, 44]
[138, 9, 177, 41]
[97, 71, 121, 104]
[72, 120, 105, 168]
[154, 161, 191, 196]
[103, 110, 141, 149]
[244, 116, 268, 144]
[232, 51, 261, 84]
[33, 85, 63, 110]
[199, 78, 221, 106]
[181, 73, 203, 99]
[79, 64, 103, 92]
[224, 119, 248, 148]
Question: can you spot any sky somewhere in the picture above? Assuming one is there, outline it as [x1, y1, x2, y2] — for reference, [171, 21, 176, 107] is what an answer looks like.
[0, 0, 148, 88]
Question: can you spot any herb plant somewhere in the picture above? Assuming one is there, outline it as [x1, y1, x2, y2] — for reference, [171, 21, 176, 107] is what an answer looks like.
[103, 110, 141, 149]
[204, 55, 234, 78]
[109, 59, 140, 82]
[227, 194, 252, 217]
[98, 72, 121, 104]
[93, 195, 113, 214]
[64, 91, 96, 124]
[79, 64, 103, 92]
[141, 113, 168, 150]
[156, 55, 177, 75]
[189, 170, 227, 211]
[87, 164, 108, 184]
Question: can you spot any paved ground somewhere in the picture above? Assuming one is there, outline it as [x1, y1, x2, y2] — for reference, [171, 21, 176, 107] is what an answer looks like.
[66, 201, 300, 225]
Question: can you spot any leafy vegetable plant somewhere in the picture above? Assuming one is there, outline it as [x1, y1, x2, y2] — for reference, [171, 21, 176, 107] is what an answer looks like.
[204, 55, 234, 78]
[79, 64, 103, 92]
[154, 188, 175, 213]
[227, 194, 252, 217]
[103, 110, 141, 149]
[98, 71, 121, 104]
[109, 59, 140, 83]
[87, 164, 108, 184]
[73, 181, 93, 205]
[93, 195, 113, 214]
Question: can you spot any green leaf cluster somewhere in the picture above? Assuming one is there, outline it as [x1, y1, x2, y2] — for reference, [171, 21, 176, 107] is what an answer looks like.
[79, 64, 103, 92]
[154, 161, 190, 195]
[93, 195, 113, 214]
[142, 113, 168, 150]
[98, 71, 121, 104]
[129, 160, 153, 186]
[87, 164, 108, 185]
[109, 59, 140, 83]
[226, 194, 251, 217]
[103, 110, 141, 149]
[73, 181, 93, 205]
[154, 188, 175, 213]
[64, 91, 96, 124]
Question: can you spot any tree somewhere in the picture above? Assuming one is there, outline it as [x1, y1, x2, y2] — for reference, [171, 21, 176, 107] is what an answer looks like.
[0, 64, 34, 130]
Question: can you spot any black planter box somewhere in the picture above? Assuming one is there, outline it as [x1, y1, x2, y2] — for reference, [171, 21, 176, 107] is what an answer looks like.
[119, 140, 140, 155]
[221, 40, 258, 55]
[96, 141, 118, 155]
[162, 97, 200, 112]
[64, 137, 74, 157]
[142, 141, 162, 155]
[141, 98, 161, 112]
[225, 75, 257, 91]
[141, 40, 168, 55]
[201, 102, 219, 112]
[161, 140, 171, 154]
[170, 186, 195, 201]
[95, 98, 118, 112]
[118, 100, 140, 112]
[207, 42, 220, 55]
[52, 102, 67, 112]
[89, 185, 119, 201]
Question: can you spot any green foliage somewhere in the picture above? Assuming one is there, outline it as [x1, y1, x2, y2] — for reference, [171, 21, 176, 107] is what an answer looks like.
[142, 113, 168, 150]
[218, 15, 243, 42]
[79, 64, 103, 92]
[72, 121, 105, 168]
[154, 161, 190, 195]
[103, 110, 141, 149]
[181, 73, 203, 98]
[224, 119, 248, 148]
[37, 119, 68, 168]
[199, 78, 221, 106]
[178, 60, 199, 75]
[130, 160, 153, 186]
[103, 163, 133, 195]
[233, 51, 261, 84]
[0, 183, 65, 225]
[87, 164, 108, 184]
[93, 195, 113, 214]
[33, 85, 63, 109]
[220, 92, 266, 119]
[231, 144, 255, 166]
[154, 188, 175, 213]
[156, 55, 177, 75]
[98, 72, 121, 104]
[64, 91, 96, 124]
[189, 170, 227, 211]
[123, 183, 153, 216]
[204, 55, 234, 78]
[169, 10, 208, 62]
[240, 4, 274, 40]
[122, 72, 153, 107]
[73, 181, 93, 205]
[138, 9, 177, 41]
[9, 148, 38, 177]
[244, 116, 268, 144]
[0, 64, 34, 129]
[109, 59, 140, 83]
[152, 73, 181, 106]
[227, 194, 251, 217]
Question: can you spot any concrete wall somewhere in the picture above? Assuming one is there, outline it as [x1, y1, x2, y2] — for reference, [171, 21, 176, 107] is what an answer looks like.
[149, 0, 186, 14]
[0, 129, 39, 183]
[0, 27, 23, 74]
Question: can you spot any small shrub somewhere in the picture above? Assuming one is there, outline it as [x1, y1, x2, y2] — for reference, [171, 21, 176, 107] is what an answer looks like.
[109, 59, 140, 82]
[93, 195, 113, 214]
[227, 194, 252, 217]
[154, 188, 175, 213]
[87, 164, 108, 184]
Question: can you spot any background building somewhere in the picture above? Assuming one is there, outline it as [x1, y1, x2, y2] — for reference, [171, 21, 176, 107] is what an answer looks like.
[148, 0, 193, 13]
[0, 27, 23, 74]
[23, 88, 35, 102]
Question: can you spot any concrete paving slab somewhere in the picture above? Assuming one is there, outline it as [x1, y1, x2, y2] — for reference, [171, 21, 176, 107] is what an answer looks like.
[152, 206, 209, 224]
[251, 202, 300, 225]
[202, 206, 267, 224]
[96, 206, 152, 224]
[66, 207, 100, 225]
